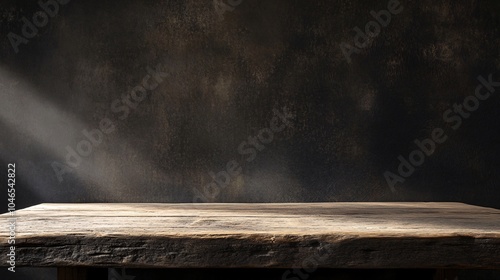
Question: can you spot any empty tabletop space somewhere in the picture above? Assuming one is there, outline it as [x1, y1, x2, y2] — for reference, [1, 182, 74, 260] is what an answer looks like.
[1, 202, 499, 269]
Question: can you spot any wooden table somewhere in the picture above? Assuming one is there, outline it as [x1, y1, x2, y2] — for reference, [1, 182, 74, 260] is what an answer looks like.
[1, 202, 499, 279]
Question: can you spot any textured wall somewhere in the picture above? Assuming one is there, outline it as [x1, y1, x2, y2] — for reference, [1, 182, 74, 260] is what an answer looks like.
[1, 0, 500, 278]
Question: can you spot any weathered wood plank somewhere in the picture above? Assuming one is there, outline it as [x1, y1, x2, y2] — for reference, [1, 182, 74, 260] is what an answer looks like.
[1, 202, 499, 268]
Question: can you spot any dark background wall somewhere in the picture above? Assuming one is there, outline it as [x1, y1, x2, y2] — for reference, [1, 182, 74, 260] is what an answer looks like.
[1, 0, 500, 279]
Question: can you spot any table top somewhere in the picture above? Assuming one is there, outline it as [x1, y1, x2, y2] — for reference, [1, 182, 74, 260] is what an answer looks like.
[1, 202, 499, 268]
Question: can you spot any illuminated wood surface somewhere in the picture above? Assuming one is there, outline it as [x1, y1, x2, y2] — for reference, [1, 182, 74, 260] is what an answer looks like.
[1, 202, 499, 269]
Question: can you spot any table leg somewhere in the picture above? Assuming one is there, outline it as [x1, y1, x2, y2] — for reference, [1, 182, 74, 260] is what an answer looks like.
[57, 267, 108, 280]
[57, 267, 88, 280]
[434, 269, 458, 280]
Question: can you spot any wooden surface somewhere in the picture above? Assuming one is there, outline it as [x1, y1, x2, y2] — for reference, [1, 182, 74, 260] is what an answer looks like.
[1, 202, 499, 269]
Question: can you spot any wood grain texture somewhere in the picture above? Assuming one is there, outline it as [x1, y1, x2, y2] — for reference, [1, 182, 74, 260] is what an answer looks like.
[1, 202, 499, 269]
